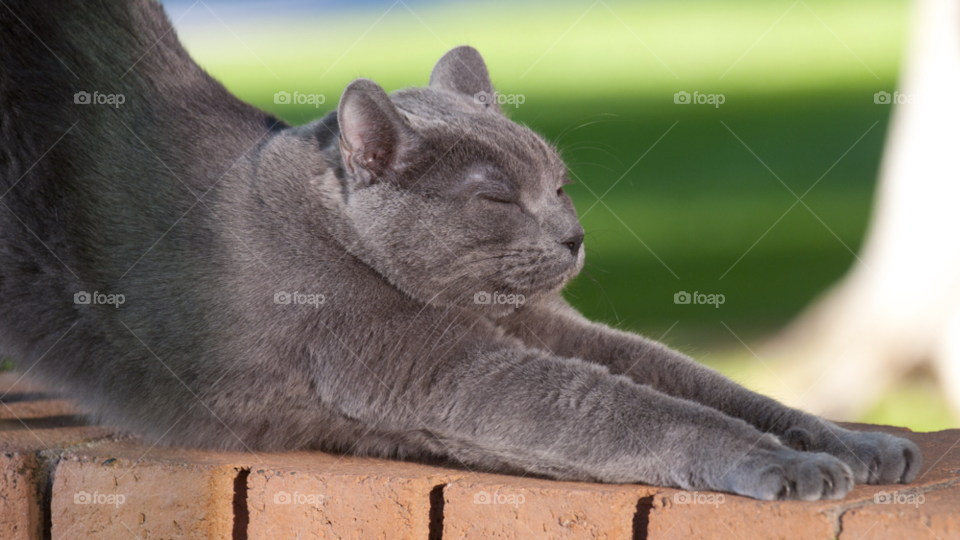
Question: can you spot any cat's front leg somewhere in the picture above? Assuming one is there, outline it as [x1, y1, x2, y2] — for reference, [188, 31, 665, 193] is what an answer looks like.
[497, 295, 922, 486]
[385, 337, 856, 500]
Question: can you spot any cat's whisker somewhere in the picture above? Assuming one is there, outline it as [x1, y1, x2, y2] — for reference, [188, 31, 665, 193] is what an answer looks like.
[555, 113, 619, 145]
[564, 161, 620, 175]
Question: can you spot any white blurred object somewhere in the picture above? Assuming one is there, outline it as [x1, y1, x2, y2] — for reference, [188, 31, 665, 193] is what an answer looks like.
[766, 0, 960, 421]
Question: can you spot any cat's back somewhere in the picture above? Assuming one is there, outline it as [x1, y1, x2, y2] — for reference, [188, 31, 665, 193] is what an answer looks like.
[0, 0, 276, 384]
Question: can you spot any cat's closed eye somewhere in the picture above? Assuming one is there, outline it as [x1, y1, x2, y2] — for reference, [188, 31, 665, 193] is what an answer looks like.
[480, 195, 523, 213]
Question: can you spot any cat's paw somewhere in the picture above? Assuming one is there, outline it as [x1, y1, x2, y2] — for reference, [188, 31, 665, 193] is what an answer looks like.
[821, 429, 922, 485]
[725, 448, 853, 501]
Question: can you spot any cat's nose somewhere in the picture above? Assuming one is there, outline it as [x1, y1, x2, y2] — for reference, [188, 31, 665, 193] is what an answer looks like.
[561, 232, 584, 256]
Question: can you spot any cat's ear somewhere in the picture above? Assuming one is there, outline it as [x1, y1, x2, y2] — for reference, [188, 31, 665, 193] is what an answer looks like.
[429, 46, 499, 112]
[337, 78, 414, 186]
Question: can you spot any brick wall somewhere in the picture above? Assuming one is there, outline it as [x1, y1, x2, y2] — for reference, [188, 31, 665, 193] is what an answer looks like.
[2, 372, 957, 539]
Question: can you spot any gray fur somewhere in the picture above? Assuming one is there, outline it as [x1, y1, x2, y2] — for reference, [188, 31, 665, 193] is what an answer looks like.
[0, 0, 919, 500]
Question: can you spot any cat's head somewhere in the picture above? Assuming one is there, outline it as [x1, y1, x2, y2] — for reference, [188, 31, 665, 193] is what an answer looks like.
[326, 46, 583, 317]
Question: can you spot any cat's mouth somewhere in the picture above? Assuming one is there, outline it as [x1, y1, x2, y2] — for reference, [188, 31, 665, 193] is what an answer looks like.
[548, 256, 584, 291]
[499, 249, 583, 295]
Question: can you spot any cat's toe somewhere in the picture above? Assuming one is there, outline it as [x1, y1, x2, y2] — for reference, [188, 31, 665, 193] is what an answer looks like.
[833, 431, 923, 485]
[870, 436, 922, 484]
[788, 453, 853, 501]
[727, 449, 853, 501]
[781, 426, 813, 451]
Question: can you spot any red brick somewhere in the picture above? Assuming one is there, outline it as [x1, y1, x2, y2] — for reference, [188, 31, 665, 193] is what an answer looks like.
[47, 439, 464, 540]
[0, 451, 40, 540]
[647, 488, 856, 540]
[0, 372, 115, 540]
[50, 440, 244, 540]
[246, 452, 461, 540]
[442, 474, 656, 539]
[840, 484, 960, 539]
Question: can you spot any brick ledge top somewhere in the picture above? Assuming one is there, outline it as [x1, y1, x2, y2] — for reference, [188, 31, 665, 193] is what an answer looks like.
[2, 372, 958, 540]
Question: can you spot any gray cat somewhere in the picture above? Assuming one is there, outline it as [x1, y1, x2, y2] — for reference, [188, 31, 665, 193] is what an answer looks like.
[0, 0, 920, 501]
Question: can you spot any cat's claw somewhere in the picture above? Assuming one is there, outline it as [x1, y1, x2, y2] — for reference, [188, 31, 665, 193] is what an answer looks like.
[725, 448, 854, 501]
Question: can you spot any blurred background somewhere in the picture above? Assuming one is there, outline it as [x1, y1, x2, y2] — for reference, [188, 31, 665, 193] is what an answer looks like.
[154, 0, 952, 430]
